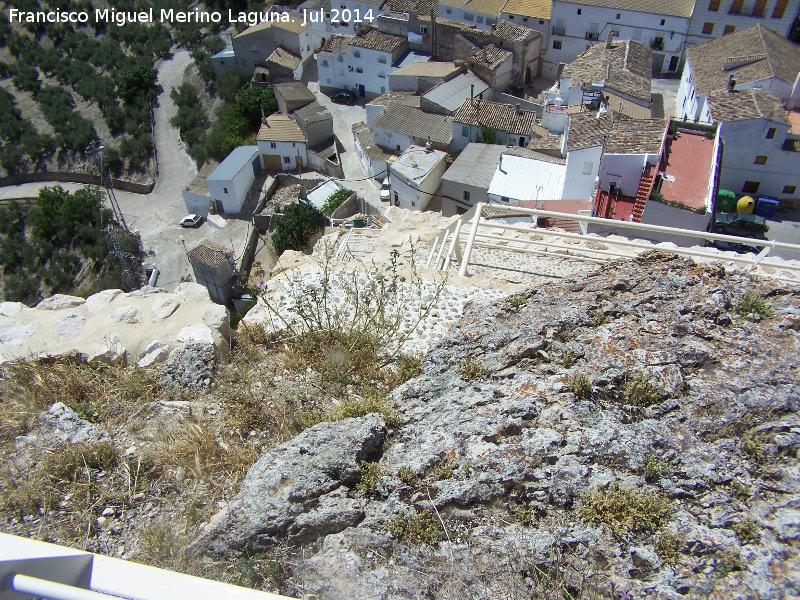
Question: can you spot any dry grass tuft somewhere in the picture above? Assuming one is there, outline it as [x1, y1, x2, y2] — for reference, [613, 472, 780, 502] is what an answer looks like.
[578, 484, 673, 535]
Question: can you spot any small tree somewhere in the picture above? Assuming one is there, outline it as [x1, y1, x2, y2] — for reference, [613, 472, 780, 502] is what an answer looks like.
[270, 200, 326, 256]
[476, 127, 498, 144]
[321, 188, 353, 216]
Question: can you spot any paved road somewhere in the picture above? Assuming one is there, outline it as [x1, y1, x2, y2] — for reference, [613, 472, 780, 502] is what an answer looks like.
[0, 51, 251, 292]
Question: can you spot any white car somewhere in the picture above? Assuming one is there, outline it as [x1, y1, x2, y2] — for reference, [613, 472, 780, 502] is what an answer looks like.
[179, 214, 203, 228]
[379, 178, 391, 201]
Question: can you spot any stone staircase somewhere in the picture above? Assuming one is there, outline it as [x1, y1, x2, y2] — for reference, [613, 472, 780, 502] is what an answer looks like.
[633, 164, 656, 223]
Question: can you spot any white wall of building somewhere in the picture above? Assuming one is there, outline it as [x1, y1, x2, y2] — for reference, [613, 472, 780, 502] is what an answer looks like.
[562, 145, 603, 200]
[333, 0, 386, 35]
[183, 190, 212, 216]
[318, 45, 393, 97]
[598, 153, 649, 197]
[257, 140, 309, 171]
[686, 0, 800, 46]
[207, 164, 256, 214]
[372, 125, 414, 153]
[389, 154, 447, 211]
[440, 2, 499, 30]
[549, 1, 688, 73]
[451, 123, 531, 150]
[718, 118, 800, 199]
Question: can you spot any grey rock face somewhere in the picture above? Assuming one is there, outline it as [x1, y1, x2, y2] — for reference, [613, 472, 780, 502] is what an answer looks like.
[30, 402, 110, 445]
[158, 342, 216, 389]
[36, 294, 85, 310]
[196, 414, 386, 555]
[0, 323, 41, 348]
[136, 340, 169, 368]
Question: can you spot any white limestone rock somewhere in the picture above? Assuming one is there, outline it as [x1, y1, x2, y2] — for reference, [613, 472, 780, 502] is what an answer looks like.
[111, 306, 141, 323]
[175, 282, 211, 302]
[37, 294, 85, 310]
[202, 304, 232, 338]
[136, 340, 170, 368]
[177, 324, 215, 345]
[0, 323, 40, 348]
[151, 298, 180, 322]
[84, 289, 123, 314]
[54, 313, 85, 340]
[0, 302, 25, 317]
[88, 335, 126, 366]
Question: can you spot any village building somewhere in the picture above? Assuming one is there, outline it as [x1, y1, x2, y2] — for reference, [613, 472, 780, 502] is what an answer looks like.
[388, 144, 448, 210]
[182, 146, 261, 216]
[230, 15, 314, 77]
[257, 113, 309, 171]
[388, 61, 463, 92]
[686, 0, 800, 47]
[420, 71, 490, 114]
[371, 101, 453, 151]
[440, 143, 507, 215]
[451, 98, 546, 150]
[187, 241, 237, 304]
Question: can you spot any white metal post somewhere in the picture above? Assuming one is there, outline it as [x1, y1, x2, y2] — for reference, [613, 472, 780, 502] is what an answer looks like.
[433, 231, 449, 270]
[425, 236, 439, 268]
[443, 218, 463, 272]
[459, 203, 484, 277]
[6, 573, 112, 600]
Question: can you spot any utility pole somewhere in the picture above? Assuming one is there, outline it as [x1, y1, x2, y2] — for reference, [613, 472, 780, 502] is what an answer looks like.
[86, 139, 128, 232]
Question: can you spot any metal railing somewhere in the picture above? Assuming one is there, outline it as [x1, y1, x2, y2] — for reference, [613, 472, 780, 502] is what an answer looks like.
[585, 32, 600, 40]
[0, 532, 293, 600]
[425, 203, 800, 284]
[552, 26, 565, 36]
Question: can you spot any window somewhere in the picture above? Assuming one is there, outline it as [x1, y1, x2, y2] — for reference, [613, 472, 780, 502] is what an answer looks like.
[767, 128, 776, 139]
[477, 15, 483, 23]
[723, 24, 735, 34]
[338, 55, 343, 62]
[523, 17, 528, 22]
[729, 0, 743, 13]
[420, 25, 428, 33]
[220, 60, 225, 65]
[381, 86, 386, 93]
[773, 0, 788, 18]
[327, 78, 332, 84]
[283, 156, 291, 163]
[553, 40, 562, 49]
[396, 144, 401, 151]
[223, 187, 228, 194]
[356, 66, 363, 73]
[577, 8, 581, 14]
[708, 0, 720, 10]
[754, 155, 768, 164]
[660, 18, 666, 25]
[487, 17, 496, 24]
[394, 192, 399, 206]
[702, 21, 714, 34]
[582, 161, 593, 175]
[509, 14, 514, 19]
[322, 59, 329, 66]
[752, 0, 767, 16]
[743, 181, 760, 193]
[378, 70, 385, 77]
[270, 142, 277, 149]
[462, 125, 469, 136]
[539, 19, 545, 23]
[411, 201, 416, 207]
[464, 11, 474, 20]
[784, 185, 797, 194]
[501, 196, 510, 203]
[446, 7, 451, 13]
[464, 190, 471, 200]
[616, 13, 621, 19]
[353, 50, 361, 57]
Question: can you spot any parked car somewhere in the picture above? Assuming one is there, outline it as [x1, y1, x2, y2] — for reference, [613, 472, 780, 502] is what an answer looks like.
[706, 239, 761, 254]
[713, 211, 769, 236]
[331, 90, 356, 105]
[179, 214, 203, 228]
[379, 178, 391, 201]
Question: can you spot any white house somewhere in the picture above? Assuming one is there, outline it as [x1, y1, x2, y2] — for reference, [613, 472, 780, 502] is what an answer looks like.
[333, 0, 387, 35]
[439, 0, 506, 31]
[676, 24, 800, 124]
[256, 114, 309, 171]
[231, 15, 313, 76]
[548, 0, 694, 75]
[317, 29, 410, 98]
[388, 144, 448, 210]
[707, 89, 800, 200]
[686, 0, 800, 47]
[182, 146, 261, 215]
[371, 101, 453, 151]
[440, 143, 507, 216]
[561, 110, 614, 201]
[451, 98, 548, 150]
[487, 149, 567, 204]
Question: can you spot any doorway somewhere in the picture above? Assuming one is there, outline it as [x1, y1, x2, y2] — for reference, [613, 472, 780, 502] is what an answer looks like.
[359, 84, 365, 97]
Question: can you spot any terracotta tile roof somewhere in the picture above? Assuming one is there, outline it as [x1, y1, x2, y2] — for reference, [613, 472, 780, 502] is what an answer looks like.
[453, 98, 538, 136]
[257, 113, 307, 143]
[350, 29, 407, 52]
[527, 133, 563, 153]
[561, 40, 652, 104]
[442, 0, 508, 15]
[367, 90, 420, 106]
[468, 44, 513, 69]
[321, 34, 352, 53]
[266, 47, 301, 70]
[187, 241, 230, 268]
[556, 0, 694, 18]
[294, 101, 332, 123]
[706, 89, 791, 125]
[687, 24, 800, 96]
[503, 147, 566, 164]
[371, 102, 453, 146]
[604, 117, 667, 155]
[566, 110, 615, 151]
[493, 20, 540, 42]
[383, 0, 439, 16]
[234, 13, 309, 37]
[501, 0, 551, 19]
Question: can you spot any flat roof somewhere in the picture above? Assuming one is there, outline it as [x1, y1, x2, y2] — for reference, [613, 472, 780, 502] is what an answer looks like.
[488, 153, 566, 201]
[207, 146, 259, 181]
[274, 81, 316, 103]
[442, 143, 506, 187]
[658, 131, 715, 211]
[395, 51, 432, 68]
[390, 61, 460, 78]
[422, 72, 490, 113]
[391, 145, 447, 179]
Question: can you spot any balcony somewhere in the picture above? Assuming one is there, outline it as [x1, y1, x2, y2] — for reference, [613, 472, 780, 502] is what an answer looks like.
[651, 40, 664, 51]
[552, 26, 565, 36]
[585, 31, 600, 40]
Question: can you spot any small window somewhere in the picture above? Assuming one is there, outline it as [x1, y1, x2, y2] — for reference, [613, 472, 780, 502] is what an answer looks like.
[730, 0, 743, 13]
[462, 125, 469, 136]
[577, 8, 581, 14]
[660, 18, 666, 25]
[501, 196, 509, 203]
[381, 86, 386, 93]
[523, 17, 528, 22]
[723, 24, 735, 35]
[396, 145, 401, 151]
[338, 55, 343, 62]
[616, 13, 621, 19]
[323, 59, 329, 67]
[783, 185, 796, 194]
[464, 190, 470, 200]
[446, 7, 452, 13]
[420, 25, 428, 33]
[353, 50, 361, 57]
[773, 0, 788, 18]
[702, 22, 714, 34]
[378, 70, 385, 77]
[553, 40, 562, 49]
[743, 181, 760, 193]
[394, 192, 399, 206]
[327, 78, 332, 83]
[509, 14, 515, 19]
[356, 66, 364, 73]
[411, 200, 416, 207]
[477, 15, 483, 23]
[223, 187, 228, 194]
[270, 142, 277, 149]
[539, 19, 544, 24]
[487, 18, 496, 25]
[283, 156, 291, 163]
[582, 161, 593, 175]
[708, 0, 720, 10]
[464, 12, 474, 20]
[754, 155, 767, 164]
[767, 128, 776, 139]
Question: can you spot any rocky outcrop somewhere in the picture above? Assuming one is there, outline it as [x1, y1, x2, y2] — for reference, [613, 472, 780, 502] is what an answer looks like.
[195, 414, 387, 556]
[0, 284, 230, 365]
[213, 253, 800, 599]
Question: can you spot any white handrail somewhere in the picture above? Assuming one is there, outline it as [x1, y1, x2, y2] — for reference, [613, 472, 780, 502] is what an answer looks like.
[5, 573, 113, 600]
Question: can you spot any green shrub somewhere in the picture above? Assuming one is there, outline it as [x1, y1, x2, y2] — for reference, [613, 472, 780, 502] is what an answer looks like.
[321, 188, 353, 216]
[561, 350, 578, 368]
[356, 461, 382, 492]
[654, 530, 685, 566]
[270, 200, 326, 256]
[643, 455, 668, 482]
[578, 484, 673, 535]
[736, 292, 773, 318]
[567, 373, 592, 399]
[458, 357, 484, 380]
[623, 373, 661, 407]
[389, 510, 445, 545]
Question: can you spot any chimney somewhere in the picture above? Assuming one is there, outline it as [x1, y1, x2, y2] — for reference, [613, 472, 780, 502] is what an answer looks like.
[482, 46, 488, 61]
[261, 105, 267, 124]
[425, 137, 432, 152]
[728, 74, 737, 92]
[606, 31, 614, 48]
[516, 103, 522, 115]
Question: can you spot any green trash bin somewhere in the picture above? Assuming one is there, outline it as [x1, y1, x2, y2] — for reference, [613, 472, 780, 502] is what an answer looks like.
[353, 219, 364, 228]
[717, 190, 736, 213]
